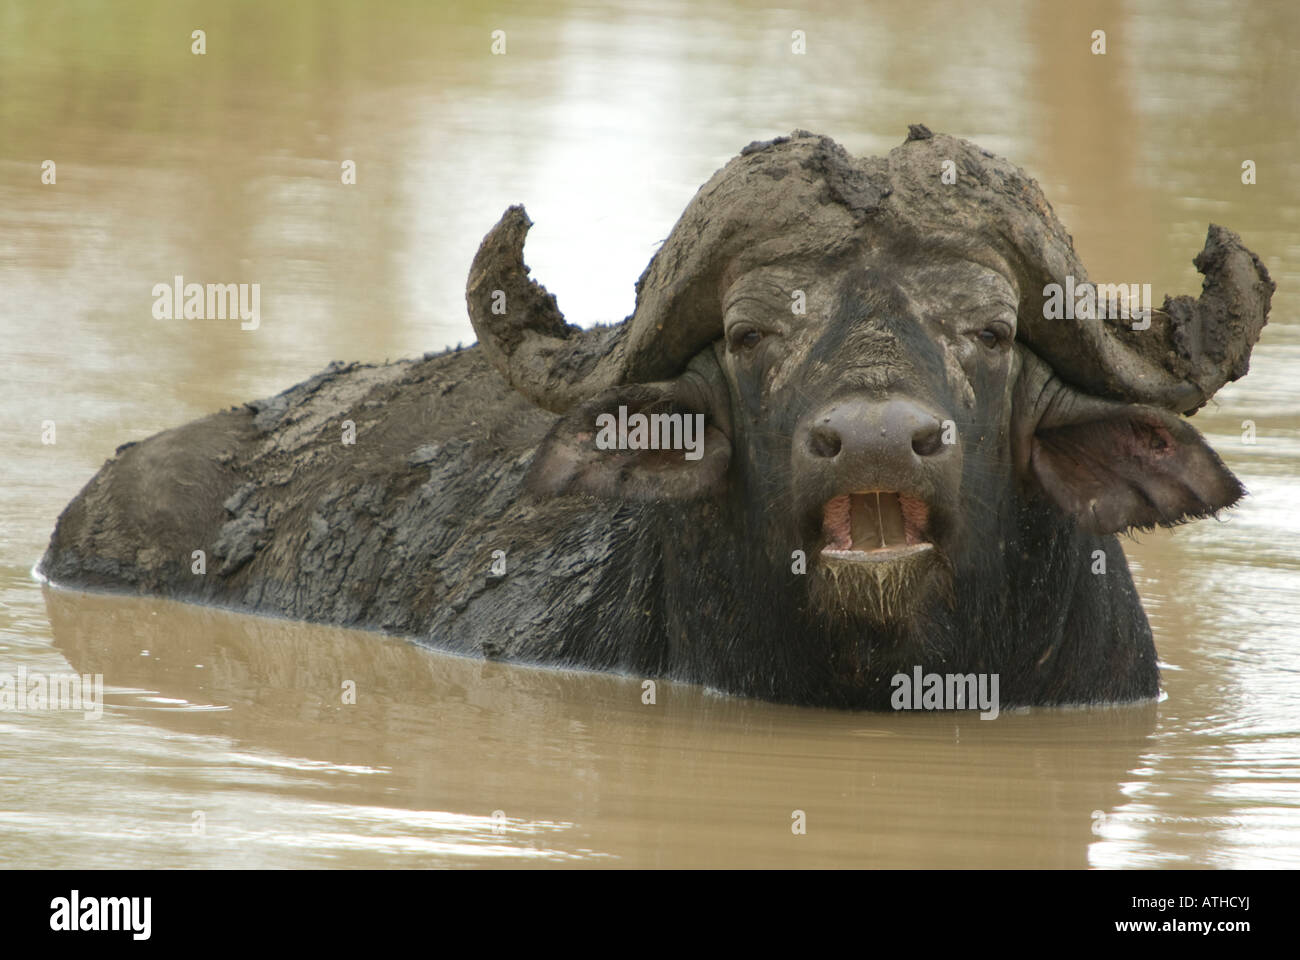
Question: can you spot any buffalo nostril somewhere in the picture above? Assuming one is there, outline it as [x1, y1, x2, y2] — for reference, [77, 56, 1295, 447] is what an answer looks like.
[808, 424, 842, 459]
[911, 423, 945, 457]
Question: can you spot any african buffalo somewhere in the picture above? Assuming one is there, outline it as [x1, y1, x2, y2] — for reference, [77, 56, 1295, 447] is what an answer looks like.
[40, 127, 1273, 709]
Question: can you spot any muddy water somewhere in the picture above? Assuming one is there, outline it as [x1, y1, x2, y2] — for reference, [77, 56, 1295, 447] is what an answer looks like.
[2, 0, 1298, 868]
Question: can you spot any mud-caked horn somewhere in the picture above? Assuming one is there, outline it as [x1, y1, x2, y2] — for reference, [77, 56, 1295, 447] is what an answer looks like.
[467, 132, 893, 411]
[886, 127, 1273, 414]
[470, 128, 1273, 416]
[465, 205, 627, 414]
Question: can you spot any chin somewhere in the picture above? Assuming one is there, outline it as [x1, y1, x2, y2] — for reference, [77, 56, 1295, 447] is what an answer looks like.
[808, 546, 951, 629]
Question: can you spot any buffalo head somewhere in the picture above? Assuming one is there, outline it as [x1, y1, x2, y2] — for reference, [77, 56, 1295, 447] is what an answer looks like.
[465, 127, 1272, 675]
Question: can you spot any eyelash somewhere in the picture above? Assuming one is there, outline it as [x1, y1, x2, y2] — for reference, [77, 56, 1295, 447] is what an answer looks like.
[728, 326, 766, 352]
[975, 324, 1012, 349]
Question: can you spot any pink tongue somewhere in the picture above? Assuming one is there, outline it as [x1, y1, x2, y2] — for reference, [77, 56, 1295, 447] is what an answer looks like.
[822, 495, 853, 550]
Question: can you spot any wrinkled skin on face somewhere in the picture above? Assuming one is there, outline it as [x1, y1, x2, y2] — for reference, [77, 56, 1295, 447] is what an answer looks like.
[530, 239, 1235, 704]
[519, 131, 1264, 706]
[722, 247, 1018, 628]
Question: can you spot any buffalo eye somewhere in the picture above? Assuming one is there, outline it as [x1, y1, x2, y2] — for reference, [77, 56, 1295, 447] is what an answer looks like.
[975, 321, 1012, 350]
[728, 325, 765, 353]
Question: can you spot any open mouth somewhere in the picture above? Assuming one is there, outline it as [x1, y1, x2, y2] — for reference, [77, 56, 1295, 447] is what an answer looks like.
[820, 491, 933, 562]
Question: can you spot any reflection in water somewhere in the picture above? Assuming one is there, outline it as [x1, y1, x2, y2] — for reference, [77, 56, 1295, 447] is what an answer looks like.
[1, 0, 1298, 867]
[40, 588, 1158, 868]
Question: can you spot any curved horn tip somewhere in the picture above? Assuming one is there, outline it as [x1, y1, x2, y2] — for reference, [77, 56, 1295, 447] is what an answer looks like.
[473, 205, 534, 269]
[1149, 223, 1275, 413]
[1196, 223, 1276, 294]
[466, 204, 634, 414]
[498, 203, 532, 233]
[466, 204, 572, 353]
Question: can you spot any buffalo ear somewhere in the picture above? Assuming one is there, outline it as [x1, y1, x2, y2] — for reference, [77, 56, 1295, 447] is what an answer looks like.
[527, 349, 732, 501]
[1014, 349, 1243, 535]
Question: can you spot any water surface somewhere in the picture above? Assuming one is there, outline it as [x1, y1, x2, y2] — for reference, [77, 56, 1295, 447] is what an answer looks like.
[1, 0, 1297, 867]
